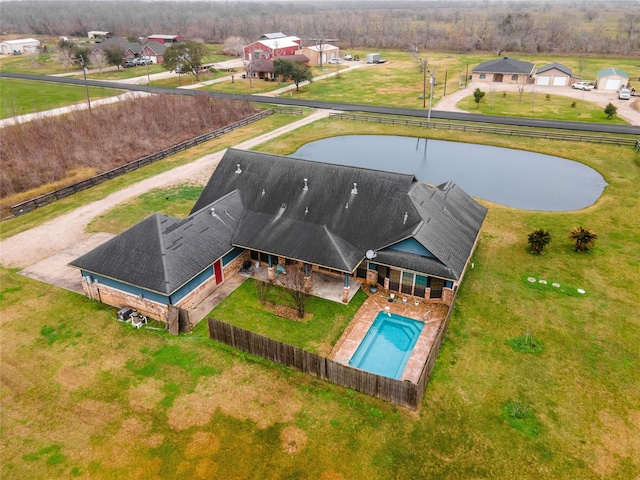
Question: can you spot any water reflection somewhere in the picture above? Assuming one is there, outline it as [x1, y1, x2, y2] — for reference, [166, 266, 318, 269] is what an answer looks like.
[291, 135, 608, 211]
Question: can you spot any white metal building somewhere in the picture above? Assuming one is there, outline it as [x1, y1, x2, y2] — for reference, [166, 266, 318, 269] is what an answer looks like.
[0, 38, 41, 55]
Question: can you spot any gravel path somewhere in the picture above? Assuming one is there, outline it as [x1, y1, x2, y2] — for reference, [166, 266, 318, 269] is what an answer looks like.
[0, 109, 333, 269]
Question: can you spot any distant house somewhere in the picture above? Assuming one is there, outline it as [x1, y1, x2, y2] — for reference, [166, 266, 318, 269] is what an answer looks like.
[92, 38, 141, 62]
[147, 34, 184, 45]
[534, 62, 574, 87]
[297, 44, 340, 66]
[140, 41, 168, 64]
[70, 149, 487, 325]
[0, 38, 40, 54]
[471, 57, 535, 84]
[247, 54, 309, 80]
[243, 33, 301, 62]
[596, 68, 629, 91]
[87, 31, 112, 40]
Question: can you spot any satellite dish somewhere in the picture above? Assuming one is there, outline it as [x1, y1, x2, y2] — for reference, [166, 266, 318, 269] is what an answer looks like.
[366, 250, 376, 259]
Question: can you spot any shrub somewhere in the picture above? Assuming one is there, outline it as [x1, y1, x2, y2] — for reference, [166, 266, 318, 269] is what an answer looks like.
[604, 102, 617, 119]
[569, 226, 598, 252]
[527, 228, 551, 254]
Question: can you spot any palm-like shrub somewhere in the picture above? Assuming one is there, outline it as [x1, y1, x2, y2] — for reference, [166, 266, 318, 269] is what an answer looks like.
[569, 226, 598, 252]
[527, 229, 552, 254]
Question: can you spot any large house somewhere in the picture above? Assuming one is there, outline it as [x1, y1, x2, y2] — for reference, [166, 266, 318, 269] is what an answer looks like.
[70, 149, 487, 325]
[471, 57, 535, 84]
[243, 32, 301, 62]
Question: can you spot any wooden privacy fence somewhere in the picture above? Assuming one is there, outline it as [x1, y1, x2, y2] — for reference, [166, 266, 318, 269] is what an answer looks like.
[10, 107, 304, 216]
[329, 113, 639, 147]
[208, 300, 455, 409]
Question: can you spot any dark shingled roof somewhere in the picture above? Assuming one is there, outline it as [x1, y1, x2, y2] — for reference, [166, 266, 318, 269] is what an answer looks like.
[192, 149, 487, 279]
[536, 62, 572, 76]
[71, 149, 487, 292]
[472, 57, 535, 75]
[70, 191, 242, 295]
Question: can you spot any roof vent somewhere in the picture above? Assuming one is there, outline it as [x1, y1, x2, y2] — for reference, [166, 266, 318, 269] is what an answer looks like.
[303, 178, 308, 191]
[235, 163, 242, 174]
[403, 211, 408, 224]
[210, 207, 217, 217]
[345, 202, 349, 209]
[261, 188, 265, 196]
[351, 182, 358, 195]
[305, 206, 309, 214]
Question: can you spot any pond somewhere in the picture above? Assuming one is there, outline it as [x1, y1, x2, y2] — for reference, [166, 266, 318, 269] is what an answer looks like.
[291, 135, 608, 211]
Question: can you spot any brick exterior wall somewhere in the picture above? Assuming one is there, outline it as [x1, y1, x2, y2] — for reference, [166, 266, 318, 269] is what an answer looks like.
[82, 278, 170, 322]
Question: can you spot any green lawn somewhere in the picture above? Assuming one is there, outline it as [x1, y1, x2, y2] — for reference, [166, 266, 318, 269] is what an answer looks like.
[2, 116, 639, 478]
[457, 91, 629, 124]
[0, 78, 122, 119]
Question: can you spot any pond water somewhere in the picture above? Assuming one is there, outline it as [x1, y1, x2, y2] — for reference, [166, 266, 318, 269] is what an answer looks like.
[291, 135, 608, 211]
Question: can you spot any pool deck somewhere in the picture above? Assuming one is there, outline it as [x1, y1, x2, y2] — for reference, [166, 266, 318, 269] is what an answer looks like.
[330, 290, 449, 384]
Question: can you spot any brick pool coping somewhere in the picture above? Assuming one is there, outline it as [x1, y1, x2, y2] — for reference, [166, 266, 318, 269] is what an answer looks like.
[329, 290, 448, 383]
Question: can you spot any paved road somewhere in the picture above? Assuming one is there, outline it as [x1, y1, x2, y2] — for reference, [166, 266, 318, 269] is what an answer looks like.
[2, 71, 638, 135]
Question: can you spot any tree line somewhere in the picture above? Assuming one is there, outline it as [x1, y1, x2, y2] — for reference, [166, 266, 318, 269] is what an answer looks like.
[1, 1, 638, 56]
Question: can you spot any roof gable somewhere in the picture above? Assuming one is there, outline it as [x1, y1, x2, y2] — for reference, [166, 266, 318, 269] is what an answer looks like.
[70, 192, 243, 295]
[536, 62, 571, 76]
[597, 68, 628, 79]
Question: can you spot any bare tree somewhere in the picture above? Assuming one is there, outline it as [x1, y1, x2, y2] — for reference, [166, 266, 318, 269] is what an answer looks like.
[88, 49, 107, 74]
[279, 267, 310, 319]
[56, 44, 74, 71]
[222, 36, 246, 57]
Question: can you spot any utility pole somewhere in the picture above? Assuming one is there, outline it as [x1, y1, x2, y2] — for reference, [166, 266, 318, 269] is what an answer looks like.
[79, 56, 91, 113]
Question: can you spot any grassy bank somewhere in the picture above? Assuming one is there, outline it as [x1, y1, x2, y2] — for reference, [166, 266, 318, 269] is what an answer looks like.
[1, 118, 638, 478]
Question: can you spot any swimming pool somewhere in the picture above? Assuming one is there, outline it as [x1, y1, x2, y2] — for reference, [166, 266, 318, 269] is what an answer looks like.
[349, 312, 424, 379]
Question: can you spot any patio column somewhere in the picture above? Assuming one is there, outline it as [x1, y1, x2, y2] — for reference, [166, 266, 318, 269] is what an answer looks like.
[303, 263, 312, 293]
[342, 273, 350, 303]
[267, 254, 275, 282]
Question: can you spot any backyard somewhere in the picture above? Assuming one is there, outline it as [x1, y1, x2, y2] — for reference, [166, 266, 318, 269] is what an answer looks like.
[1, 115, 639, 478]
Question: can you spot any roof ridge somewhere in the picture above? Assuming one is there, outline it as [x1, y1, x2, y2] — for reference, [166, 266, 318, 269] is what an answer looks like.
[152, 213, 172, 292]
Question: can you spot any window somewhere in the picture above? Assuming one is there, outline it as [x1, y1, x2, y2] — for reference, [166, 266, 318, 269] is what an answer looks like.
[511, 74, 519, 81]
[479, 73, 486, 79]
[389, 269, 401, 292]
[414, 275, 427, 297]
[401, 272, 414, 295]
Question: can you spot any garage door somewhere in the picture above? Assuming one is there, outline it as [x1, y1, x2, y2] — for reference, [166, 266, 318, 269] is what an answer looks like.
[604, 78, 621, 91]
[553, 76, 567, 86]
[536, 76, 550, 86]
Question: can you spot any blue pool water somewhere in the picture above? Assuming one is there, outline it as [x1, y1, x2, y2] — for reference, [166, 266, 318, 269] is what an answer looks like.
[349, 312, 424, 379]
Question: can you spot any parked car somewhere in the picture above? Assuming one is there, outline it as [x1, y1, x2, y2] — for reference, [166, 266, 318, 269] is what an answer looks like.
[572, 81, 593, 91]
[343, 53, 353, 61]
[618, 88, 631, 100]
[328, 58, 342, 64]
[123, 59, 137, 68]
[134, 57, 152, 66]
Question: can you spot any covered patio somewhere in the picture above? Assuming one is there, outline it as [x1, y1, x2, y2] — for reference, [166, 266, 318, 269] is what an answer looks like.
[243, 263, 362, 304]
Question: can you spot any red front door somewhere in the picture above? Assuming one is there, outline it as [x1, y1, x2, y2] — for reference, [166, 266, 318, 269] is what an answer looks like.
[214, 260, 223, 285]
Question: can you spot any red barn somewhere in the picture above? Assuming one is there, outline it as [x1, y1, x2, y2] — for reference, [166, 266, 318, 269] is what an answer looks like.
[243, 32, 301, 62]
